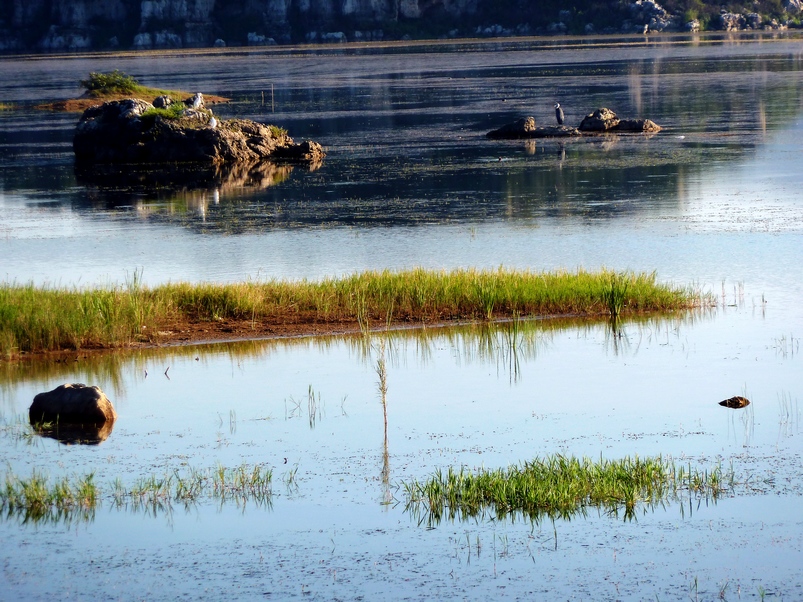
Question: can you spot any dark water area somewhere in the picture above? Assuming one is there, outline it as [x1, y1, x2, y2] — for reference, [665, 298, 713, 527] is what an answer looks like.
[1, 33, 803, 600]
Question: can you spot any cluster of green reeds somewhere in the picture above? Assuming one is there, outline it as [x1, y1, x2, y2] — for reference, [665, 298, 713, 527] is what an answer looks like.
[0, 268, 699, 356]
[403, 455, 728, 526]
[112, 464, 273, 512]
[1, 470, 97, 525]
[0, 277, 158, 356]
[0, 464, 273, 525]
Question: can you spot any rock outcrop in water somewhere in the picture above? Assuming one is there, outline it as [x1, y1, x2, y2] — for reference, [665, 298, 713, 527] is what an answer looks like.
[73, 96, 325, 166]
[487, 108, 662, 139]
[29, 382, 117, 444]
[30, 383, 117, 424]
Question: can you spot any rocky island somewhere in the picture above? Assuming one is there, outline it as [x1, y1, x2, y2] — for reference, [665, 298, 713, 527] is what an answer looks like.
[73, 93, 325, 166]
[486, 108, 662, 139]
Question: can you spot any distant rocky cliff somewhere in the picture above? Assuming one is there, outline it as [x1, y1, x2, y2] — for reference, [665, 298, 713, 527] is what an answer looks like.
[0, 0, 800, 52]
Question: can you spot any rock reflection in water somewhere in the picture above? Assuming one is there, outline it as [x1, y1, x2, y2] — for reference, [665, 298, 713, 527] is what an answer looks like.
[75, 159, 298, 211]
[31, 419, 115, 445]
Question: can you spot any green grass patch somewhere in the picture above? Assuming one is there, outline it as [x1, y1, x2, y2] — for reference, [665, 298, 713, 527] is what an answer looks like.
[80, 70, 140, 95]
[79, 70, 184, 101]
[1, 469, 97, 525]
[0, 463, 273, 525]
[403, 455, 729, 526]
[0, 268, 703, 357]
[141, 101, 190, 121]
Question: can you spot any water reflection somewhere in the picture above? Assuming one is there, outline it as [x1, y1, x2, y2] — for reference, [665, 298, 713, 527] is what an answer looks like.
[74, 160, 302, 223]
[31, 419, 115, 445]
[2, 42, 801, 242]
[0, 463, 275, 527]
[0, 312, 709, 397]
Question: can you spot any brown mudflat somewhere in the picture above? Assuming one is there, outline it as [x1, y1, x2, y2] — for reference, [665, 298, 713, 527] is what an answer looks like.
[36, 93, 230, 113]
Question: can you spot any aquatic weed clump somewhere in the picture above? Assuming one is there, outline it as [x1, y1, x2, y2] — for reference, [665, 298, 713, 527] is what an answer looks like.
[403, 455, 728, 526]
[0, 470, 97, 525]
[0, 463, 274, 525]
[112, 463, 274, 514]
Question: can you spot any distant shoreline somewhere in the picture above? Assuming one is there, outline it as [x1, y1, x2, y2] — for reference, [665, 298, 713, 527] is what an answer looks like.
[1, 29, 801, 61]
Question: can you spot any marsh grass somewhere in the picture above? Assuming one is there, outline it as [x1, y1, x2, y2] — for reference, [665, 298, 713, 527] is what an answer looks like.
[112, 463, 273, 512]
[403, 455, 728, 526]
[0, 269, 699, 357]
[79, 70, 179, 101]
[1, 464, 273, 524]
[1, 470, 97, 525]
[141, 102, 189, 122]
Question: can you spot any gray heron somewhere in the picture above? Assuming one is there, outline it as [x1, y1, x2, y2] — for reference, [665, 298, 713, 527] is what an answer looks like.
[554, 102, 564, 126]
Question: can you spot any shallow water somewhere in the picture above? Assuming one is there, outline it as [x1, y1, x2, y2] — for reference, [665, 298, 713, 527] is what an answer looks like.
[1, 314, 801, 599]
[1, 33, 803, 599]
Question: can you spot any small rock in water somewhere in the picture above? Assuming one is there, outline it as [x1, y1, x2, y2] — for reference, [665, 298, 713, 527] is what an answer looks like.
[29, 383, 117, 444]
[30, 383, 117, 424]
[719, 396, 750, 409]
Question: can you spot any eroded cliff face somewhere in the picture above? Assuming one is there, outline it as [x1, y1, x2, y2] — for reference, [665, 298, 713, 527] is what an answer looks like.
[0, 0, 482, 51]
[0, 0, 797, 52]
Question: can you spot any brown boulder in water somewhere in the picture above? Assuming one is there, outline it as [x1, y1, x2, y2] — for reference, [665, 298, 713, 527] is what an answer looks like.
[614, 118, 662, 132]
[29, 383, 117, 425]
[578, 107, 620, 132]
[719, 396, 750, 409]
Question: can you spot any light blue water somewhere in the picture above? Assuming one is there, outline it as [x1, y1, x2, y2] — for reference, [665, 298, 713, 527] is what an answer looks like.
[0, 34, 802, 600]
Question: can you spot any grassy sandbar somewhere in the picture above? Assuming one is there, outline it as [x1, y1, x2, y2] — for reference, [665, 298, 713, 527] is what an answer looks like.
[0, 268, 702, 358]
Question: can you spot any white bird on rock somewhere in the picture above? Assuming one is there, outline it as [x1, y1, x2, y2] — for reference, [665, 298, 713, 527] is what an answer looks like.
[209, 116, 218, 129]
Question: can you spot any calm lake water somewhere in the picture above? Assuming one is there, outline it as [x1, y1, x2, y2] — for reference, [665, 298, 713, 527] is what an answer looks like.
[1, 33, 803, 600]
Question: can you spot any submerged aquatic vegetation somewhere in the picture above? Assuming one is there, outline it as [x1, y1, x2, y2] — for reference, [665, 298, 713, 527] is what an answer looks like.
[0, 268, 702, 357]
[403, 455, 729, 526]
[1, 463, 273, 525]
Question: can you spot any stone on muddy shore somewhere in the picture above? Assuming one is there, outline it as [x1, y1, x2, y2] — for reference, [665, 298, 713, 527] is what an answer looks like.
[29, 383, 117, 425]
